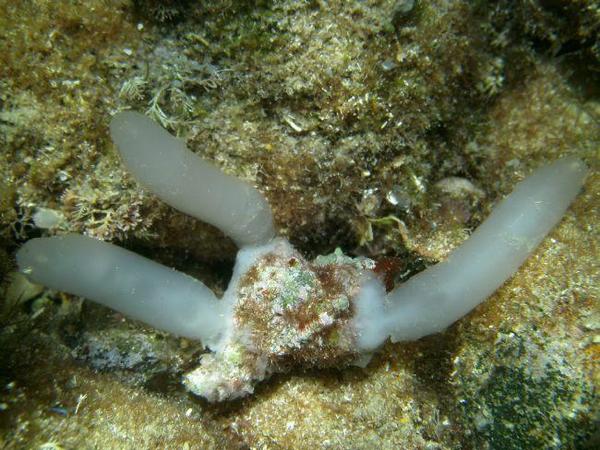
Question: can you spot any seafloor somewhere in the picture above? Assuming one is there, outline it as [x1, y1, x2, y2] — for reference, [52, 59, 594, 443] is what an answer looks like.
[0, 1, 598, 449]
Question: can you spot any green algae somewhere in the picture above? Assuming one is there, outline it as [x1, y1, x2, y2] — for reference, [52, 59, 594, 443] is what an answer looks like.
[454, 332, 596, 449]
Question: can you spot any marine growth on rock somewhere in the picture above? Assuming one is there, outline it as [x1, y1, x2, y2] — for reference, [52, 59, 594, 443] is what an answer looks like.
[16, 111, 588, 402]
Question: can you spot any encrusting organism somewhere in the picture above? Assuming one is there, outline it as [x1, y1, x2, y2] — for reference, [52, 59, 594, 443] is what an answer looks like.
[16, 111, 588, 402]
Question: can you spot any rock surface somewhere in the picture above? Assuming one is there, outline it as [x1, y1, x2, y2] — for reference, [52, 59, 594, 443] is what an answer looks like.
[0, 1, 597, 448]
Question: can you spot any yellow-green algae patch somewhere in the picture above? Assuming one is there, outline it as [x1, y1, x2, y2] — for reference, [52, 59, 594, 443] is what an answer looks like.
[0, 332, 234, 449]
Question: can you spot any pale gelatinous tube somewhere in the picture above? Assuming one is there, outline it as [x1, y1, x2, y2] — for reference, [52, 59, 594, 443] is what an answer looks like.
[110, 111, 275, 247]
[355, 157, 588, 350]
[16, 234, 226, 347]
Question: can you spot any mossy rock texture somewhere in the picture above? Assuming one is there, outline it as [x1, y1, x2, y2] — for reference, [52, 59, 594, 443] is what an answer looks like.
[0, 0, 597, 448]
